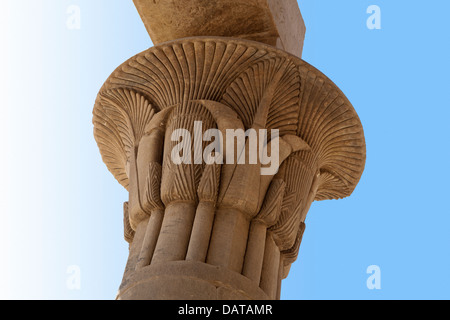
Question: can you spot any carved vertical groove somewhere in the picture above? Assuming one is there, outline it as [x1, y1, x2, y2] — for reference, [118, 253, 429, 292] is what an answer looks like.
[260, 231, 281, 299]
[123, 202, 135, 244]
[186, 163, 221, 262]
[242, 179, 285, 283]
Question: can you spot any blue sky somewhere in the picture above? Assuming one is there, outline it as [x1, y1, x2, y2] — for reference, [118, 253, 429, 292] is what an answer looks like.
[0, 0, 449, 300]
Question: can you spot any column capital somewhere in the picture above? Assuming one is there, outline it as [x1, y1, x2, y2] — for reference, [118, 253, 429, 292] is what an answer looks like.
[94, 37, 365, 204]
[93, 38, 366, 299]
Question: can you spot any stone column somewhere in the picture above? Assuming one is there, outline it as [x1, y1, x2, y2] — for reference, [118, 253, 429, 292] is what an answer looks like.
[93, 0, 366, 300]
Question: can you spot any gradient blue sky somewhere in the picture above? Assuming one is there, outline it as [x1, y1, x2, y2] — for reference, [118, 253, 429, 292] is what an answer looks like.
[1, 0, 449, 300]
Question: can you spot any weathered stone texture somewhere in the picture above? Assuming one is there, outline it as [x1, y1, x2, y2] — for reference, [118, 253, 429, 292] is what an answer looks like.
[93, 37, 366, 300]
[133, 0, 306, 57]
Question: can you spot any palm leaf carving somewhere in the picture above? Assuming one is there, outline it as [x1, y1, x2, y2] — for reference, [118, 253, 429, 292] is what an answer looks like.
[221, 57, 300, 136]
[93, 88, 157, 190]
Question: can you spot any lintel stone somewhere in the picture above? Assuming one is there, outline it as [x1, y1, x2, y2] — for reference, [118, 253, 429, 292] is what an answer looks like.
[133, 0, 306, 57]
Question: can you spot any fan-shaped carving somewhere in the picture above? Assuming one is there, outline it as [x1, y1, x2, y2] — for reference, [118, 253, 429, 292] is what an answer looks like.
[94, 38, 365, 202]
[93, 88, 157, 190]
[296, 63, 366, 200]
[221, 57, 300, 135]
[101, 40, 271, 112]
[315, 170, 351, 201]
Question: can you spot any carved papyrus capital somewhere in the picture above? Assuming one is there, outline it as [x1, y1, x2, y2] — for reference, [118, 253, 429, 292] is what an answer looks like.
[93, 37, 366, 300]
